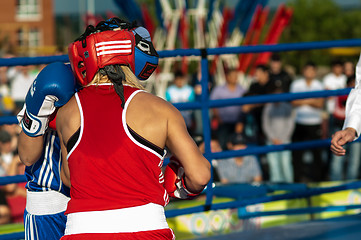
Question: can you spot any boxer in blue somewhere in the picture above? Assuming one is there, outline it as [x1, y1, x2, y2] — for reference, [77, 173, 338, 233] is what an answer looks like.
[17, 62, 76, 240]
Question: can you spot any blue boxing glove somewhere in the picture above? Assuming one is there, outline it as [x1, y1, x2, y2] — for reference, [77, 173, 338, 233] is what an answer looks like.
[17, 62, 76, 137]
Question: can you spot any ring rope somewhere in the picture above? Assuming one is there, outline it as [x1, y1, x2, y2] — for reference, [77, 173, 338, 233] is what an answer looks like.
[0, 39, 360, 66]
[165, 180, 361, 218]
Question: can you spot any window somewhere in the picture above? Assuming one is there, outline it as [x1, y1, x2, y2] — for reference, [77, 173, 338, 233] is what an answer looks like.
[16, 0, 41, 21]
[28, 28, 40, 47]
[17, 28, 41, 47]
[17, 29, 25, 47]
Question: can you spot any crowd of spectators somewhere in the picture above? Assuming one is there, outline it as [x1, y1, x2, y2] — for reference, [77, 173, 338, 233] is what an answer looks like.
[0, 62, 42, 224]
[163, 54, 358, 185]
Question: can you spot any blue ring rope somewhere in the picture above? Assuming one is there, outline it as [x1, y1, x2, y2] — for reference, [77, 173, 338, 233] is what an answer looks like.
[160, 39, 361, 57]
[0, 175, 26, 186]
[1, 88, 350, 122]
[239, 204, 361, 219]
[165, 180, 361, 218]
[0, 232, 24, 240]
[0, 55, 69, 67]
[0, 88, 350, 162]
[0, 39, 360, 66]
[172, 88, 351, 110]
[0, 116, 18, 125]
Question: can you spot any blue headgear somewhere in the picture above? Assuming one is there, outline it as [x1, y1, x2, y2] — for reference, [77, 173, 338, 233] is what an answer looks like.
[103, 18, 159, 81]
[132, 26, 159, 80]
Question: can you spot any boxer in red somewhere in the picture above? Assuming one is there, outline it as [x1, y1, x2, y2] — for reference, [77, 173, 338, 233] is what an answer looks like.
[57, 18, 211, 239]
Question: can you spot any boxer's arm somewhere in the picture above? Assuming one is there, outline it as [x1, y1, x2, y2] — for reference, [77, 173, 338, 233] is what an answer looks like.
[19, 63, 75, 137]
[343, 52, 361, 137]
[58, 130, 71, 188]
[165, 104, 210, 194]
[56, 96, 79, 188]
[56, 102, 70, 187]
[18, 62, 75, 165]
[18, 132, 43, 166]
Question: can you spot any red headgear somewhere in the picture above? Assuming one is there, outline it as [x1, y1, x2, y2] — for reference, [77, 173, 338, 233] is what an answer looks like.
[68, 29, 136, 86]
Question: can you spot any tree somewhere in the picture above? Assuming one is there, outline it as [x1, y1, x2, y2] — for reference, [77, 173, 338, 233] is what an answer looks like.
[279, 0, 361, 72]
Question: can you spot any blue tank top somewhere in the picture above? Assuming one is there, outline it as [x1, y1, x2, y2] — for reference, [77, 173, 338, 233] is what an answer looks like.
[25, 129, 70, 197]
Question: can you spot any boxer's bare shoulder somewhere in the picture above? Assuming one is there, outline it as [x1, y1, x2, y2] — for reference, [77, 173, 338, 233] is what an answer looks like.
[130, 91, 183, 118]
[57, 96, 80, 144]
[126, 91, 184, 149]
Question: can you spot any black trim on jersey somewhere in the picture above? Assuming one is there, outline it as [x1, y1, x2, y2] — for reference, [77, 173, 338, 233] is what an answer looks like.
[67, 128, 81, 153]
[127, 125, 164, 156]
[65, 125, 164, 156]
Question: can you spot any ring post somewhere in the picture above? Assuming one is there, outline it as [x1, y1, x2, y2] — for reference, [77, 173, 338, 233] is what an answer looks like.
[200, 48, 213, 210]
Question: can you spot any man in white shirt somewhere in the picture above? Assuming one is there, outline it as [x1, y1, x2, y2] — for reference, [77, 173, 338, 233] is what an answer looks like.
[9, 66, 36, 111]
[323, 60, 347, 138]
[165, 70, 195, 133]
[331, 54, 361, 156]
[291, 62, 325, 182]
[323, 60, 347, 113]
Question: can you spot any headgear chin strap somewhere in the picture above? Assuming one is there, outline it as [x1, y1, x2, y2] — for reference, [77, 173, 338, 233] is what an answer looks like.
[68, 18, 159, 86]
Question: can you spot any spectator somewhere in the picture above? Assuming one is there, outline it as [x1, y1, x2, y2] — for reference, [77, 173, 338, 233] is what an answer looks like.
[323, 60, 347, 135]
[191, 63, 215, 101]
[216, 133, 262, 184]
[165, 70, 195, 133]
[210, 67, 246, 149]
[0, 67, 14, 115]
[0, 130, 24, 224]
[0, 190, 10, 224]
[0, 67, 10, 97]
[330, 75, 361, 180]
[198, 135, 223, 183]
[243, 64, 275, 145]
[344, 61, 355, 78]
[262, 86, 296, 183]
[290, 61, 325, 182]
[0, 130, 14, 224]
[4, 155, 26, 223]
[0, 130, 14, 174]
[1, 124, 20, 154]
[9, 66, 35, 112]
[269, 54, 293, 93]
[191, 63, 215, 136]
[0, 127, 23, 188]
[198, 136, 223, 154]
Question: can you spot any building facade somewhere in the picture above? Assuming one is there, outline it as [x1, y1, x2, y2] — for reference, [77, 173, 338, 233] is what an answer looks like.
[0, 0, 55, 56]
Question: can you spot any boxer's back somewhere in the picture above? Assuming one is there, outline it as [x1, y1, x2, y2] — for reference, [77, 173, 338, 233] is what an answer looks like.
[58, 83, 209, 195]
[57, 90, 173, 151]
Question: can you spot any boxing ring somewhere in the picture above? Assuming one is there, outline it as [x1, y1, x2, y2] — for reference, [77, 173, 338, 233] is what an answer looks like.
[1, 39, 361, 239]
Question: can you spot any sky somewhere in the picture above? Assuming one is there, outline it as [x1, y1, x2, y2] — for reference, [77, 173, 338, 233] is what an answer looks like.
[268, 0, 361, 9]
[54, 0, 118, 14]
[54, 0, 361, 15]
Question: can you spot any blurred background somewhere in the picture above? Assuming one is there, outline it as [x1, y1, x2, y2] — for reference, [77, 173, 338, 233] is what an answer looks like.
[1, 1, 361, 238]
[1, 0, 360, 67]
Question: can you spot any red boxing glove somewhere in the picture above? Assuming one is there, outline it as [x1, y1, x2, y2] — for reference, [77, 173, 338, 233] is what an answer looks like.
[48, 110, 58, 130]
[163, 157, 202, 199]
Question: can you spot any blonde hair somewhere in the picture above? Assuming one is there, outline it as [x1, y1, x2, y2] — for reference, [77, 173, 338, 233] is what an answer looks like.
[87, 65, 145, 90]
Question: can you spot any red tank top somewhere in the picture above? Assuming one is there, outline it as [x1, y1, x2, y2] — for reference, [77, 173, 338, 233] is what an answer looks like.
[66, 84, 168, 214]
